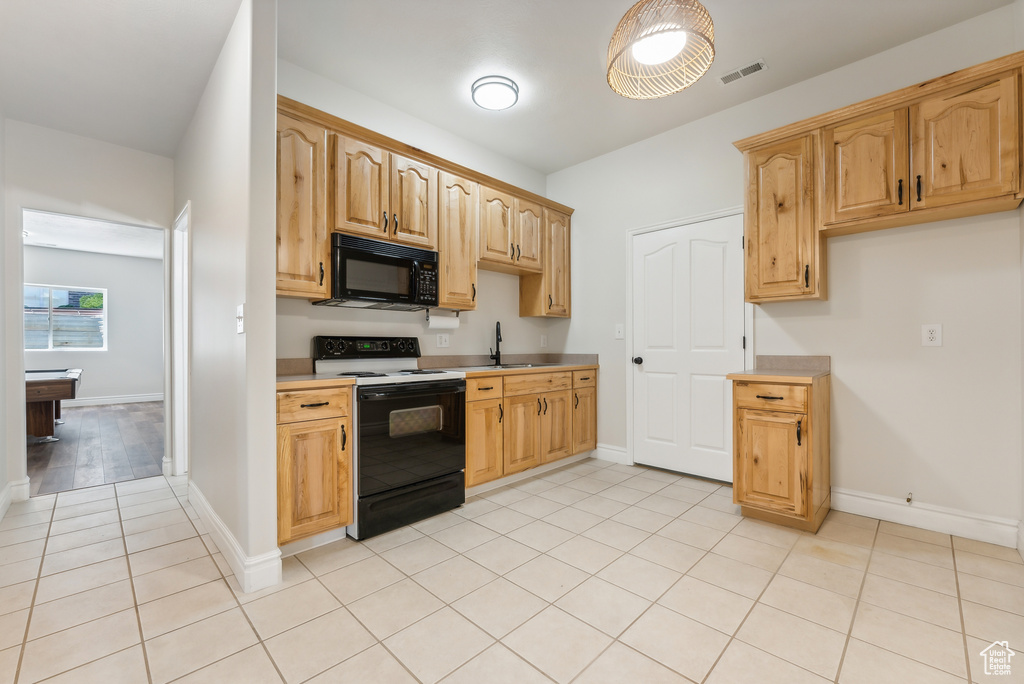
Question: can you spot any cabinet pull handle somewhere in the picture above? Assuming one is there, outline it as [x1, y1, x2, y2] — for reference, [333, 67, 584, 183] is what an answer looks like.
[543, 397, 548, 415]
[897, 179, 903, 205]
[300, 401, 330, 408]
[537, 398, 542, 415]
[319, 262, 325, 286]
[383, 211, 389, 230]
[574, 392, 579, 409]
[393, 213, 398, 234]
[341, 424, 347, 451]
[796, 419, 802, 446]
[472, 283, 476, 301]
[916, 175, 922, 202]
[755, 395, 783, 401]
[510, 243, 515, 259]
[498, 403, 503, 422]
[516, 244, 521, 261]
[478, 386, 494, 391]
[579, 376, 590, 381]
[548, 294, 553, 309]
[804, 265, 809, 288]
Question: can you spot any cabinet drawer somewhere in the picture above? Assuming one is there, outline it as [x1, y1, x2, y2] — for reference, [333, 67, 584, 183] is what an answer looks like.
[572, 370, 596, 388]
[734, 382, 806, 412]
[504, 372, 572, 397]
[277, 387, 351, 423]
[467, 377, 503, 401]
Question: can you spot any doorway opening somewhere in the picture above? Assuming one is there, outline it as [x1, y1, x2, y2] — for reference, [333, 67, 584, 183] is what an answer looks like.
[22, 210, 168, 496]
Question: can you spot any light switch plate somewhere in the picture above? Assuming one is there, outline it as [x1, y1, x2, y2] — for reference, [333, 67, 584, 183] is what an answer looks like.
[615, 323, 625, 340]
[436, 334, 449, 348]
[540, 335, 548, 348]
[236, 304, 244, 334]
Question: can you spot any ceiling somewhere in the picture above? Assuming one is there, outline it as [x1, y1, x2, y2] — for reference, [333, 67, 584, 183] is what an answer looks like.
[23, 211, 164, 260]
[0, 0, 1015, 173]
[0, 0, 241, 157]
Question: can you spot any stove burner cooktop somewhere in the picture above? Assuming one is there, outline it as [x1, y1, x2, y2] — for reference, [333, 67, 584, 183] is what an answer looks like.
[398, 369, 445, 375]
[336, 371, 388, 378]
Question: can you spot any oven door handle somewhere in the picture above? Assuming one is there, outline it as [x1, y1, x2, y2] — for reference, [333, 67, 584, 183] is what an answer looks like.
[358, 381, 466, 401]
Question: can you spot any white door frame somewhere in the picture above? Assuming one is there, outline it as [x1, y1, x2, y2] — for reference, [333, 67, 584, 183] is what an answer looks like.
[625, 206, 754, 469]
[165, 202, 192, 477]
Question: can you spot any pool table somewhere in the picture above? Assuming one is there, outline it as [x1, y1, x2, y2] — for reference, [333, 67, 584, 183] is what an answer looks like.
[26, 368, 82, 442]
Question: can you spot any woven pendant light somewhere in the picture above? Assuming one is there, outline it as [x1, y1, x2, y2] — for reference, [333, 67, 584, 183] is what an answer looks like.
[607, 0, 715, 100]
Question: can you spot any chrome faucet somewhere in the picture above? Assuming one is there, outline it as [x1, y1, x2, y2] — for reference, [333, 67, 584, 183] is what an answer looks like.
[489, 321, 502, 366]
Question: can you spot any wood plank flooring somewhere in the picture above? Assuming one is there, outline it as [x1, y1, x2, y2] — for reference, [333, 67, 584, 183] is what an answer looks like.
[27, 401, 164, 496]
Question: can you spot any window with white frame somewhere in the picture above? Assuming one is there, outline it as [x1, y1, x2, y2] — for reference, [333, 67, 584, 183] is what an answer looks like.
[24, 284, 107, 350]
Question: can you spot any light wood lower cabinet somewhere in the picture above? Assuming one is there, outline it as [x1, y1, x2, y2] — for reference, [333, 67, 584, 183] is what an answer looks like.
[728, 372, 830, 532]
[276, 385, 353, 545]
[465, 368, 597, 487]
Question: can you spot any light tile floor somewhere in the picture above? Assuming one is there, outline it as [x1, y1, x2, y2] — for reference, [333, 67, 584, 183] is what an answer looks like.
[1, 459, 1022, 683]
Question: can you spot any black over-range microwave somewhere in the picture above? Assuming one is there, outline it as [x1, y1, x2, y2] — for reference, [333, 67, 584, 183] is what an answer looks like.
[313, 233, 439, 311]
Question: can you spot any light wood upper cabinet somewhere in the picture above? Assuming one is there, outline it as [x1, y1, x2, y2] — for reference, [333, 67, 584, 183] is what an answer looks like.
[520, 209, 571, 317]
[438, 172, 478, 310]
[276, 113, 329, 299]
[824, 109, 909, 224]
[911, 72, 1019, 210]
[336, 138, 390, 239]
[744, 134, 822, 302]
[391, 154, 438, 248]
[479, 189, 544, 274]
[479, 186, 515, 265]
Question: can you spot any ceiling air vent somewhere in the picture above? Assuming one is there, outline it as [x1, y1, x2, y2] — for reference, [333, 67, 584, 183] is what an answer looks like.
[719, 59, 768, 86]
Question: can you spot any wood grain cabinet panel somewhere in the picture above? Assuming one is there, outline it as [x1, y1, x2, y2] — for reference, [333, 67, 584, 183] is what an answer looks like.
[276, 113, 329, 299]
[514, 199, 544, 272]
[540, 390, 572, 464]
[911, 72, 1019, 210]
[572, 386, 597, 454]
[336, 138, 390, 239]
[479, 186, 516, 266]
[466, 398, 504, 487]
[744, 134, 822, 302]
[438, 172, 479, 310]
[277, 415, 352, 545]
[503, 393, 542, 475]
[520, 209, 571, 317]
[390, 154, 438, 249]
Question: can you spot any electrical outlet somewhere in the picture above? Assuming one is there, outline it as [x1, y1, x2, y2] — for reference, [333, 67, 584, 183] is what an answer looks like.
[540, 335, 548, 348]
[436, 334, 450, 348]
[615, 323, 625, 340]
[921, 324, 942, 347]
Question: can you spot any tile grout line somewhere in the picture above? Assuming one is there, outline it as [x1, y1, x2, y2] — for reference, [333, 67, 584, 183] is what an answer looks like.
[952, 541, 974, 684]
[113, 482, 156, 684]
[11, 493, 58, 684]
[830, 517, 880, 683]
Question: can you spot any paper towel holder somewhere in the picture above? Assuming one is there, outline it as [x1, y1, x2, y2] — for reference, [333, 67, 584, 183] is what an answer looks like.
[425, 309, 460, 322]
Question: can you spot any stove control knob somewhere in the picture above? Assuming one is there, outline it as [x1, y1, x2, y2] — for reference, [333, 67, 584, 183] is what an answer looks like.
[397, 340, 406, 352]
[324, 339, 335, 354]
[337, 341, 346, 354]
[380, 341, 390, 352]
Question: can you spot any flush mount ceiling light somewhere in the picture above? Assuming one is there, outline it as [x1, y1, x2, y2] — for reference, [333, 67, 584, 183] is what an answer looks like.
[607, 0, 715, 100]
[471, 75, 519, 111]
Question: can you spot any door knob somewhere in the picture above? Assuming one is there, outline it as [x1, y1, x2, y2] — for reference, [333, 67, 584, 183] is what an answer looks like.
[632, 357, 643, 365]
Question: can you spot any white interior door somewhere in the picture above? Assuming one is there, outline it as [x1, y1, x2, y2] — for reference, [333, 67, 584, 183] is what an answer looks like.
[631, 214, 745, 481]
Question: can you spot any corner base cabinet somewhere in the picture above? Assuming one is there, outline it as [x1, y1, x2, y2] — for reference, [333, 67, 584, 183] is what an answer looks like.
[276, 383, 353, 545]
[728, 371, 830, 533]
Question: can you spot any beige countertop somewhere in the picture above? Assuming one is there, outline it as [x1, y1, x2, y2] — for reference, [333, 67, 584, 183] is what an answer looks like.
[276, 376, 356, 391]
[726, 369, 829, 384]
[276, 363, 598, 389]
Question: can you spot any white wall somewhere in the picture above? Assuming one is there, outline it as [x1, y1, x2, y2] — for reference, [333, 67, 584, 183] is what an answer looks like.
[174, 0, 279, 577]
[4, 120, 173, 501]
[23, 246, 164, 401]
[276, 60, 566, 360]
[0, 112, 8, 511]
[547, 7, 1023, 521]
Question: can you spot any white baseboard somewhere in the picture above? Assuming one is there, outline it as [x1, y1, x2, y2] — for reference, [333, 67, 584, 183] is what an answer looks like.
[64, 393, 164, 407]
[831, 487, 1020, 548]
[10, 478, 30, 503]
[279, 527, 350, 558]
[1018, 521, 1024, 556]
[187, 481, 282, 593]
[594, 443, 631, 465]
[0, 482, 11, 521]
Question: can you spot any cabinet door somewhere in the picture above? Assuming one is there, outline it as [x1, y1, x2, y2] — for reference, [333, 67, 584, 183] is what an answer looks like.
[545, 209, 571, 316]
[504, 394, 541, 474]
[572, 386, 597, 454]
[337, 138, 390, 238]
[514, 198, 544, 272]
[745, 135, 817, 301]
[391, 154, 437, 249]
[438, 172, 479, 310]
[277, 416, 351, 544]
[911, 72, 1019, 209]
[479, 186, 515, 266]
[734, 409, 807, 518]
[276, 113, 328, 298]
[466, 398, 504, 487]
[824, 109, 910, 224]
[540, 390, 572, 463]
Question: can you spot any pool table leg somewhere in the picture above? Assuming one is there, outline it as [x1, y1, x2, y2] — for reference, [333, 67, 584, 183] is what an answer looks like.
[26, 400, 59, 442]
